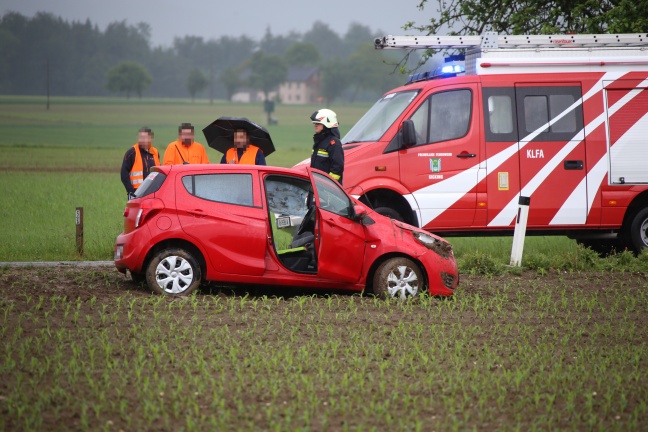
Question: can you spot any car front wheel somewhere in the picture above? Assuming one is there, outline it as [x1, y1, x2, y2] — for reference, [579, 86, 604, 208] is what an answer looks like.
[146, 248, 202, 295]
[373, 257, 424, 300]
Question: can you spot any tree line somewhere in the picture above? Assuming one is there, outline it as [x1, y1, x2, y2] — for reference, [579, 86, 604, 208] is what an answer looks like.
[0, 12, 415, 102]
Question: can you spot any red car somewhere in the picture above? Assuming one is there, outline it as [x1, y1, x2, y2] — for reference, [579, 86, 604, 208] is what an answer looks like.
[114, 164, 458, 298]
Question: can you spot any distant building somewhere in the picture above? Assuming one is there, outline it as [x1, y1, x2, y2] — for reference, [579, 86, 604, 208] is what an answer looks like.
[231, 66, 320, 105]
[231, 88, 276, 103]
[278, 66, 321, 105]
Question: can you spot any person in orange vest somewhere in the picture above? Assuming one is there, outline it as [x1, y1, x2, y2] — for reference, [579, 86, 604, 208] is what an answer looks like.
[220, 129, 267, 165]
[162, 122, 210, 165]
[120, 127, 160, 200]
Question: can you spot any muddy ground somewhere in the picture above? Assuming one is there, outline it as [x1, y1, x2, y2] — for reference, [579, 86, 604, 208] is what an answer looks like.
[1, 265, 647, 431]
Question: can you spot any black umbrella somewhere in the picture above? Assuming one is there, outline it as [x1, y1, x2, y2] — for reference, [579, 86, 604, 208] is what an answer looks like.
[202, 116, 276, 156]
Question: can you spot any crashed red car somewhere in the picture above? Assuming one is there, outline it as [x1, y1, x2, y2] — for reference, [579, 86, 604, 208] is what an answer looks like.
[114, 164, 458, 298]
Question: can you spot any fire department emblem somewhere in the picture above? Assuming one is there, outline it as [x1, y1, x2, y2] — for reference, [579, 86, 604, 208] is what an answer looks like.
[430, 158, 441, 173]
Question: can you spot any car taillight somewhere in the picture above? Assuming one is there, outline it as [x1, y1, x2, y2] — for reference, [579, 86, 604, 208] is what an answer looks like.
[134, 199, 164, 228]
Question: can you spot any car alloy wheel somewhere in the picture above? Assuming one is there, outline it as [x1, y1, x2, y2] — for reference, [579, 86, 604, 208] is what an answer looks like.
[373, 257, 424, 300]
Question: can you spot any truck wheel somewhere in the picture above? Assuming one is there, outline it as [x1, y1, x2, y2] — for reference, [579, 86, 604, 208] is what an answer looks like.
[146, 248, 202, 295]
[373, 257, 424, 300]
[374, 207, 404, 222]
[627, 207, 648, 253]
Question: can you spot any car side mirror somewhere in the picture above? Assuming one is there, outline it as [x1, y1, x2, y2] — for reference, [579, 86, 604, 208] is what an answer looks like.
[401, 120, 417, 148]
[352, 203, 368, 221]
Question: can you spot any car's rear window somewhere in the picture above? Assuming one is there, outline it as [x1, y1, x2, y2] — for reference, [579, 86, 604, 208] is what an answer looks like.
[134, 172, 166, 198]
[182, 173, 253, 206]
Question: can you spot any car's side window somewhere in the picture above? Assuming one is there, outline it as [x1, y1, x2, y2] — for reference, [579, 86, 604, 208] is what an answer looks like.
[182, 173, 253, 206]
[265, 176, 311, 217]
[312, 172, 352, 217]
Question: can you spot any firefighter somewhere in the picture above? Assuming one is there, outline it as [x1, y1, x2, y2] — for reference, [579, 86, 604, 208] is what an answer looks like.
[310, 108, 344, 184]
[162, 122, 210, 165]
[220, 129, 266, 165]
[120, 126, 160, 200]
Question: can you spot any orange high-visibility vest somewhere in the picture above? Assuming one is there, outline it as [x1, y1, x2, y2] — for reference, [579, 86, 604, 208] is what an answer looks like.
[130, 144, 160, 189]
[225, 145, 260, 165]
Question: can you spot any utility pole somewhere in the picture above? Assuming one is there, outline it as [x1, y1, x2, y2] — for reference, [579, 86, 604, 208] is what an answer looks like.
[46, 58, 50, 110]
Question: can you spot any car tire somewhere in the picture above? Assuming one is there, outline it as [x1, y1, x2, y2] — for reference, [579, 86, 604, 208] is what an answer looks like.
[374, 206, 404, 222]
[146, 248, 202, 295]
[373, 257, 425, 300]
[626, 207, 648, 253]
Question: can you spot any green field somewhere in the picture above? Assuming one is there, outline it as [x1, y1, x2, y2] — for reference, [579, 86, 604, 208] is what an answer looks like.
[0, 96, 370, 261]
[1, 267, 646, 431]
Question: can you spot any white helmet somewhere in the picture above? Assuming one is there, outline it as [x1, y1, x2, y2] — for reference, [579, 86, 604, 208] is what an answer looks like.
[310, 109, 338, 128]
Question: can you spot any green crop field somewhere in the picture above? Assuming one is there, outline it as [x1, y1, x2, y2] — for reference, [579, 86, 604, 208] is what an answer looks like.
[0, 96, 370, 261]
[1, 267, 647, 431]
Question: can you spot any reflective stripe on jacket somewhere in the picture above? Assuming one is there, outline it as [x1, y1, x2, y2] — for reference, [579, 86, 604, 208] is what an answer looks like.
[129, 144, 160, 189]
[226, 145, 260, 165]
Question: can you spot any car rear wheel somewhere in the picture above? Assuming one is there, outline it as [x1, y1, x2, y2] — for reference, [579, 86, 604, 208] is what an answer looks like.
[146, 248, 202, 295]
[373, 257, 424, 300]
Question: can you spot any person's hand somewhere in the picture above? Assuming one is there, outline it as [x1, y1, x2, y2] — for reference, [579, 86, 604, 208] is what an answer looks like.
[128, 192, 136, 200]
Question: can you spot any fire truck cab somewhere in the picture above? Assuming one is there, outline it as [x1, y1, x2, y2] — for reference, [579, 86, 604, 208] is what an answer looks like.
[338, 33, 648, 253]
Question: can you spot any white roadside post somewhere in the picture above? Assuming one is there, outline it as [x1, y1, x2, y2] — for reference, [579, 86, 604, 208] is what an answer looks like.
[510, 196, 530, 267]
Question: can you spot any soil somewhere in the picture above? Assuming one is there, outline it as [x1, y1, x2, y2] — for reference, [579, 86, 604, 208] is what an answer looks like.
[1, 264, 646, 431]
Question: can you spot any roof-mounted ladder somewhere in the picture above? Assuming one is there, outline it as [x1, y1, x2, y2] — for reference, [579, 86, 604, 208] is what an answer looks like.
[375, 32, 648, 50]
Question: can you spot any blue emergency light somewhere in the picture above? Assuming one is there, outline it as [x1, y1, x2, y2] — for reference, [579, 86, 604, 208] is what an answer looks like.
[406, 60, 466, 84]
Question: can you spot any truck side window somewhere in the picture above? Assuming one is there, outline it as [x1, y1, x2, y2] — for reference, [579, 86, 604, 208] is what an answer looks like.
[516, 85, 583, 141]
[524, 96, 550, 134]
[488, 96, 513, 134]
[429, 89, 472, 143]
[409, 100, 429, 145]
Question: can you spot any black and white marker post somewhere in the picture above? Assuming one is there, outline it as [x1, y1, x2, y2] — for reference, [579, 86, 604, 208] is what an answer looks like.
[510, 196, 530, 267]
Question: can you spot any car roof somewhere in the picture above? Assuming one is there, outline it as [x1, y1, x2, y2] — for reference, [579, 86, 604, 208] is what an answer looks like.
[152, 163, 309, 179]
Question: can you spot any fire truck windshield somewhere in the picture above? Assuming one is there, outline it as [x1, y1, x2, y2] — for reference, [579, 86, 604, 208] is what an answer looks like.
[342, 90, 419, 143]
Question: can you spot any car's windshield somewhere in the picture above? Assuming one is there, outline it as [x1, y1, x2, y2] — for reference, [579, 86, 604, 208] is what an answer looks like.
[342, 90, 419, 143]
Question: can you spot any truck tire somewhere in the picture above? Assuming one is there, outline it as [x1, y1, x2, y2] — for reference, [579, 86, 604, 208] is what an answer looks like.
[374, 207, 404, 222]
[626, 207, 648, 253]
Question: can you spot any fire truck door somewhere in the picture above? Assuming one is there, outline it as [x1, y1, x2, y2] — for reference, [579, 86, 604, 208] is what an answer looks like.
[605, 80, 648, 185]
[398, 84, 482, 229]
[486, 84, 586, 227]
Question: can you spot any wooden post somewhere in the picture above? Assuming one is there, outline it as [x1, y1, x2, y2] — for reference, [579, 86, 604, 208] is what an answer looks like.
[75, 207, 84, 256]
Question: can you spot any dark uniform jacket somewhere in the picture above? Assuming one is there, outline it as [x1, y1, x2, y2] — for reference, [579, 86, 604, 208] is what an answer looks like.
[120, 146, 158, 194]
[310, 128, 344, 184]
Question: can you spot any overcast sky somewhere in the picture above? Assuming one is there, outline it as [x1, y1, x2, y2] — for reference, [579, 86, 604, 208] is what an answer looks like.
[2, 0, 431, 47]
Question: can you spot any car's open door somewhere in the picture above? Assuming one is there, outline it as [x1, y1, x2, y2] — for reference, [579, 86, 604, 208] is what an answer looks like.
[308, 169, 366, 283]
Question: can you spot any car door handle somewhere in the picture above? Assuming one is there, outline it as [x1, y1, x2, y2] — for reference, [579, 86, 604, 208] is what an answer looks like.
[456, 152, 476, 159]
[187, 209, 206, 218]
[564, 160, 583, 170]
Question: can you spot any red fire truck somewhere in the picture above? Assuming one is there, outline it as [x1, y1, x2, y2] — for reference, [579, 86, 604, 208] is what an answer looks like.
[331, 33, 648, 253]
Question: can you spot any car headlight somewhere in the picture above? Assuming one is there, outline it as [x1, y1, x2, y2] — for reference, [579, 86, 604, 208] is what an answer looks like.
[412, 231, 453, 258]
